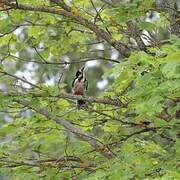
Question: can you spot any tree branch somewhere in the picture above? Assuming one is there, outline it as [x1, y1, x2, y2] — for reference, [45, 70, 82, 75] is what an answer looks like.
[156, 0, 180, 37]
[109, 127, 159, 147]
[0, 156, 97, 170]
[23, 92, 127, 107]
[57, 93, 127, 107]
[126, 20, 147, 51]
[50, 0, 131, 57]
[1, 86, 127, 107]
[4, 0, 131, 57]
[5, 53, 119, 64]
[13, 98, 115, 159]
[0, 70, 40, 89]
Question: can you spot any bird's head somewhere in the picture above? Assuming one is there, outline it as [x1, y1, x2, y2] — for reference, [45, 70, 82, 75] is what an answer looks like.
[75, 67, 85, 78]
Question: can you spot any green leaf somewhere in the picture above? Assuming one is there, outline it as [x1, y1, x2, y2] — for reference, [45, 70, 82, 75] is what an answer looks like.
[138, 21, 156, 31]
[162, 62, 180, 79]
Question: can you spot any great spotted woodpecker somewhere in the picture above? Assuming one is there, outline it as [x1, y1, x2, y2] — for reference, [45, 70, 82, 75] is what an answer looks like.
[72, 67, 88, 108]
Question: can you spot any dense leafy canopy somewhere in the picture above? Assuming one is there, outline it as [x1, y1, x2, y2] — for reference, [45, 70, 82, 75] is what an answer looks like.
[0, 0, 179, 179]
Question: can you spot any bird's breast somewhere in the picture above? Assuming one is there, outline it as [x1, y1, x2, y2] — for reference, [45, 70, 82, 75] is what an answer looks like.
[73, 82, 85, 95]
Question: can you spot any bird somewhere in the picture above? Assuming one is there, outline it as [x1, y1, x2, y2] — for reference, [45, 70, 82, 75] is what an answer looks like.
[72, 67, 88, 109]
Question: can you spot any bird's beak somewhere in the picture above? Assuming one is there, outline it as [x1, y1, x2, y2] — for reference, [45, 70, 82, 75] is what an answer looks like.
[81, 66, 85, 72]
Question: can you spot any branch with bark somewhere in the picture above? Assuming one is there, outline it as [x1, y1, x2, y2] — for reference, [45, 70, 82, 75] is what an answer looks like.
[0, 70, 40, 89]
[156, 0, 180, 37]
[0, 156, 97, 170]
[33, 92, 127, 107]
[3, 0, 131, 57]
[13, 98, 115, 159]
[57, 93, 127, 107]
[1, 53, 120, 65]
[126, 20, 147, 51]
[1, 80, 127, 107]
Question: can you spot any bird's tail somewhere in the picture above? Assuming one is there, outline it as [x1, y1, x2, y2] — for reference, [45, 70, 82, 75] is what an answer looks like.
[77, 100, 85, 109]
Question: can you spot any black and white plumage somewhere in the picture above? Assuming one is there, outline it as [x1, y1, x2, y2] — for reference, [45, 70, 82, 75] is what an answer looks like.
[72, 67, 88, 108]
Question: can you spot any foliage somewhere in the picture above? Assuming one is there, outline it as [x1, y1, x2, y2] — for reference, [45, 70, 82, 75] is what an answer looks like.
[0, 0, 179, 179]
